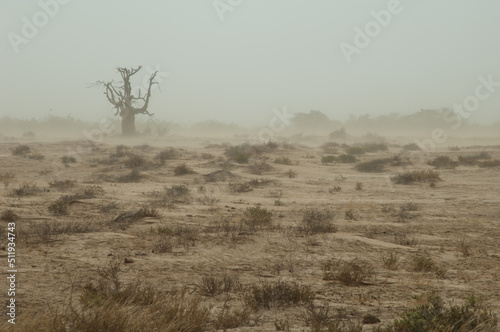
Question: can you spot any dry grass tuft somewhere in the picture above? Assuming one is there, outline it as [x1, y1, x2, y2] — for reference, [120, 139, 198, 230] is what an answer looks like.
[244, 280, 314, 309]
[322, 259, 374, 286]
[11, 144, 31, 156]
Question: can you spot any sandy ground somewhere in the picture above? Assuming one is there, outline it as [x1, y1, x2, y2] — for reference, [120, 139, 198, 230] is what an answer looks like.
[0, 135, 499, 331]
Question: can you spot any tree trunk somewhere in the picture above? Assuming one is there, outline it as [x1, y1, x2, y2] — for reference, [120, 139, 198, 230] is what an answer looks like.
[121, 110, 136, 136]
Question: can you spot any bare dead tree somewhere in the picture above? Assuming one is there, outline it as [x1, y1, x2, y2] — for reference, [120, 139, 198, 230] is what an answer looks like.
[92, 66, 158, 136]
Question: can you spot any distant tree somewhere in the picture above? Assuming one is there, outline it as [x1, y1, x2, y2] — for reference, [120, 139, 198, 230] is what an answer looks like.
[92, 66, 158, 136]
[291, 110, 342, 133]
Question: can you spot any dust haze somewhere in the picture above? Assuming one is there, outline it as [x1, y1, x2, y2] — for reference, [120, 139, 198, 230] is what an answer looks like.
[1, 1, 500, 331]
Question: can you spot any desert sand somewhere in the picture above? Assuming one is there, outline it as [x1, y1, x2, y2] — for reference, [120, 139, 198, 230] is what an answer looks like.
[0, 134, 499, 331]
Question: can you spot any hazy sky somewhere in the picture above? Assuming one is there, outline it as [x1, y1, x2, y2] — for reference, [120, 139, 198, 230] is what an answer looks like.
[1, 0, 499, 126]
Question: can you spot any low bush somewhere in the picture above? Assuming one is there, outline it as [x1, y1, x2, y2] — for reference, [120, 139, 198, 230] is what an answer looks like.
[243, 206, 272, 225]
[154, 148, 179, 164]
[336, 154, 357, 163]
[61, 155, 77, 164]
[10, 182, 41, 196]
[478, 159, 500, 168]
[409, 254, 436, 272]
[0, 171, 15, 188]
[391, 170, 441, 184]
[18, 220, 98, 244]
[248, 160, 273, 175]
[321, 141, 339, 154]
[362, 143, 388, 152]
[302, 207, 334, 223]
[1, 209, 19, 222]
[382, 293, 497, 331]
[402, 143, 421, 151]
[274, 157, 292, 165]
[382, 253, 399, 270]
[458, 152, 491, 165]
[321, 155, 336, 164]
[244, 280, 314, 309]
[11, 144, 31, 156]
[303, 303, 363, 332]
[427, 155, 458, 169]
[322, 259, 374, 286]
[48, 180, 76, 191]
[111, 206, 160, 226]
[48, 200, 69, 216]
[356, 158, 389, 173]
[225, 144, 253, 163]
[298, 207, 336, 235]
[117, 169, 143, 183]
[124, 154, 147, 169]
[228, 182, 253, 193]
[173, 163, 195, 175]
[345, 146, 365, 155]
[197, 274, 240, 296]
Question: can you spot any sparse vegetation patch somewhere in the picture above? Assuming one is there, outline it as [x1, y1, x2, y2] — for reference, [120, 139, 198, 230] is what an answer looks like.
[391, 170, 441, 184]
